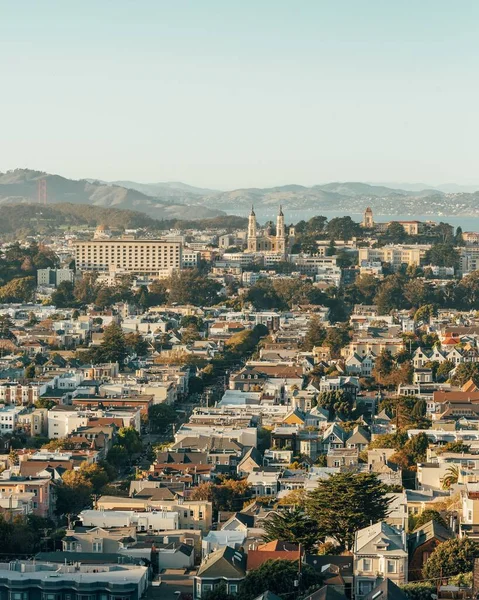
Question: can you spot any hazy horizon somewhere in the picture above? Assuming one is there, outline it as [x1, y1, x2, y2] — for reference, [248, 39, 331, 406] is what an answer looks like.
[2, 1, 479, 188]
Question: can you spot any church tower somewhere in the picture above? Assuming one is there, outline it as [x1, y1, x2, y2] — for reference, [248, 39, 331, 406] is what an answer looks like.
[276, 205, 286, 255]
[247, 206, 258, 252]
[362, 206, 374, 228]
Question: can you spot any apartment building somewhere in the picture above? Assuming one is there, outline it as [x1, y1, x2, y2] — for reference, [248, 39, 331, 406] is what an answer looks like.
[73, 238, 182, 275]
[358, 245, 430, 271]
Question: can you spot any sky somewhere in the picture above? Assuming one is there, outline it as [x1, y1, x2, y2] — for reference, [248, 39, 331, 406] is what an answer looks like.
[1, 0, 479, 190]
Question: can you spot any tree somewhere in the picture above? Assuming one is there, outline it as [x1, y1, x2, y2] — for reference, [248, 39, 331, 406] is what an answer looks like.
[24, 362, 36, 379]
[148, 404, 177, 433]
[0, 276, 36, 302]
[387, 222, 407, 243]
[424, 244, 460, 269]
[373, 350, 394, 382]
[441, 464, 459, 490]
[167, 270, 221, 306]
[404, 280, 430, 308]
[436, 440, 471, 455]
[436, 360, 455, 382]
[423, 537, 479, 579]
[239, 559, 321, 600]
[455, 226, 465, 246]
[401, 583, 436, 600]
[323, 326, 350, 357]
[327, 216, 361, 241]
[106, 444, 129, 469]
[117, 426, 142, 453]
[452, 362, 479, 387]
[190, 479, 251, 513]
[125, 332, 149, 356]
[8, 448, 19, 466]
[317, 390, 353, 419]
[262, 507, 319, 552]
[353, 274, 380, 304]
[302, 318, 326, 351]
[55, 470, 93, 517]
[97, 322, 127, 365]
[305, 472, 390, 550]
[413, 509, 448, 530]
[80, 462, 111, 494]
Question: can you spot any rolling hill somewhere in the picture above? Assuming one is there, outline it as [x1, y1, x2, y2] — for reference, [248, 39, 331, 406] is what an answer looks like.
[0, 169, 224, 220]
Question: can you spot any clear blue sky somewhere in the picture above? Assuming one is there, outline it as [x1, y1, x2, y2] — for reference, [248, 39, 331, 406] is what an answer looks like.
[1, 0, 478, 189]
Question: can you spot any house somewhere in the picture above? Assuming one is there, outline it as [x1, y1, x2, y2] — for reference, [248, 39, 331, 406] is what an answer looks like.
[408, 520, 453, 580]
[247, 471, 281, 497]
[353, 522, 408, 597]
[237, 447, 263, 476]
[305, 555, 354, 599]
[246, 540, 301, 571]
[194, 546, 246, 599]
[319, 376, 360, 400]
[327, 448, 359, 470]
[346, 426, 371, 451]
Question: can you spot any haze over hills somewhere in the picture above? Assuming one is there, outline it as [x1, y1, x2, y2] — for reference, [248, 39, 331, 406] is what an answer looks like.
[0, 169, 224, 220]
[106, 178, 479, 217]
[3, 170, 479, 220]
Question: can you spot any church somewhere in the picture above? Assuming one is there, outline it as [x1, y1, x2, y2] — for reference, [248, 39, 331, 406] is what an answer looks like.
[246, 206, 295, 257]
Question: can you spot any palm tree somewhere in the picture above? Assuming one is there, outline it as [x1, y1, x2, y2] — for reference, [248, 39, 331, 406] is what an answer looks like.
[441, 464, 459, 489]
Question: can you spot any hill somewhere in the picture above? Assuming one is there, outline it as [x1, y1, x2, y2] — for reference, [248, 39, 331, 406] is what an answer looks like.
[0, 169, 223, 220]
[110, 180, 219, 199]
[0, 203, 247, 238]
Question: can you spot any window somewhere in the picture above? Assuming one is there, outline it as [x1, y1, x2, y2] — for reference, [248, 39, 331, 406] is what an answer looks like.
[359, 582, 373, 596]
[229, 584, 238, 594]
[387, 560, 396, 574]
[362, 558, 372, 571]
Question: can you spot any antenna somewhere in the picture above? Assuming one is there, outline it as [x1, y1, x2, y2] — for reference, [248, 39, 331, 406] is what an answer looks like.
[37, 179, 47, 205]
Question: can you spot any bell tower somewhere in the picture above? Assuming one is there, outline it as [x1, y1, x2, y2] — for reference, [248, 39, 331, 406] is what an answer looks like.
[247, 206, 258, 252]
[276, 205, 286, 255]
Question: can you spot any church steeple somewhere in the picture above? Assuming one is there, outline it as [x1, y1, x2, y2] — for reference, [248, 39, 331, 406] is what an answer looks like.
[247, 206, 257, 251]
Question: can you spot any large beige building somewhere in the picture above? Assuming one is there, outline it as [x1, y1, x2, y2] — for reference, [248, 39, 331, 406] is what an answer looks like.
[73, 238, 182, 275]
[358, 245, 430, 271]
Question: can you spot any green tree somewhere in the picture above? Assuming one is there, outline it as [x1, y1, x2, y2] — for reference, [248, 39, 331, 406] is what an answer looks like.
[239, 559, 321, 600]
[413, 509, 448, 530]
[24, 362, 36, 379]
[167, 270, 221, 306]
[387, 222, 407, 243]
[423, 537, 479, 579]
[436, 360, 455, 382]
[424, 243, 460, 269]
[262, 507, 320, 553]
[148, 404, 177, 433]
[55, 470, 93, 517]
[106, 444, 129, 469]
[414, 304, 437, 324]
[451, 362, 479, 387]
[327, 216, 361, 241]
[441, 464, 459, 490]
[302, 318, 326, 351]
[401, 583, 436, 600]
[125, 332, 149, 356]
[97, 322, 127, 365]
[323, 326, 350, 357]
[0, 276, 36, 302]
[305, 472, 390, 550]
[117, 426, 142, 453]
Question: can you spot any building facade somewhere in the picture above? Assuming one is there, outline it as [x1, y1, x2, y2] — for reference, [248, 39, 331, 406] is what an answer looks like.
[73, 238, 182, 275]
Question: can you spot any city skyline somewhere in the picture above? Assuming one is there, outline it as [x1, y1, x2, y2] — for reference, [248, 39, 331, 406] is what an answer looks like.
[2, 1, 479, 188]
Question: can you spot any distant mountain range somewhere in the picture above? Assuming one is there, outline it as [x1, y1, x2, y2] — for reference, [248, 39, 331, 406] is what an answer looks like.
[3, 170, 479, 220]
[107, 179, 479, 217]
[0, 170, 224, 220]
